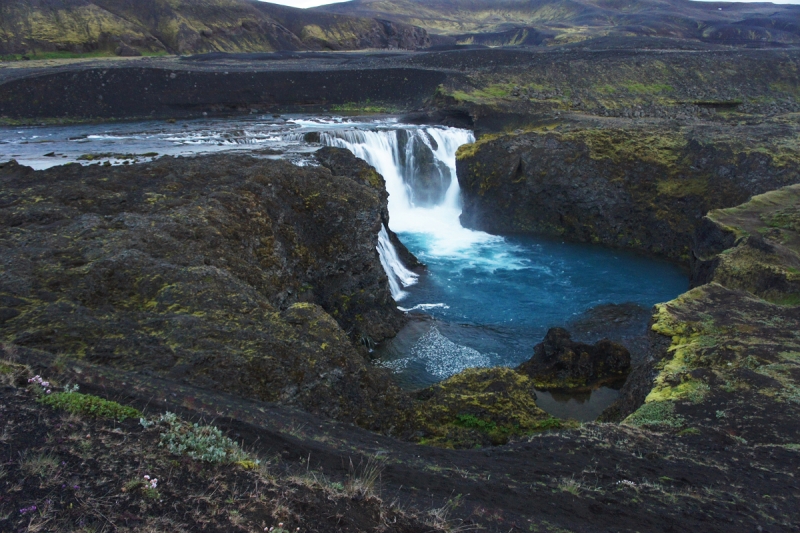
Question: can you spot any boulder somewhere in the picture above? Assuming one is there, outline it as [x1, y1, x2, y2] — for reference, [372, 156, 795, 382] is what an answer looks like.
[303, 131, 321, 143]
[114, 43, 141, 57]
[518, 328, 631, 390]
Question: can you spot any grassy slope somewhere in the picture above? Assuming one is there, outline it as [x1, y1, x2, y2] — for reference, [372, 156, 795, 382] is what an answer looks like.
[0, 0, 425, 57]
[317, 0, 800, 44]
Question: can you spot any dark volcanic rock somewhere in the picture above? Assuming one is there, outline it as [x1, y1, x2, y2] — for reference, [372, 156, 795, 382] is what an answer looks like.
[457, 126, 800, 261]
[604, 185, 800, 442]
[0, 151, 410, 426]
[114, 43, 141, 57]
[0, 66, 447, 121]
[518, 328, 631, 390]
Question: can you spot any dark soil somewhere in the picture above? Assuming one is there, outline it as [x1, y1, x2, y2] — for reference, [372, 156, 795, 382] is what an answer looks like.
[3, 347, 799, 533]
[0, 384, 435, 533]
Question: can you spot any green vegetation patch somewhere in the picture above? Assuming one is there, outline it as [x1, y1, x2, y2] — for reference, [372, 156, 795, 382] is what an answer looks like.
[621, 82, 674, 94]
[625, 401, 686, 429]
[40, 392, 141, 420]
[330, 101, 396, 114]
[763, 206, 800, 232]
[411, 367, 570, 448]
[1, 50, 114, 61]
[158, 412, 251, 464]
[455, 133, 503, 161]
[656, 177, 709, 198]
[560, 128, 687, 167]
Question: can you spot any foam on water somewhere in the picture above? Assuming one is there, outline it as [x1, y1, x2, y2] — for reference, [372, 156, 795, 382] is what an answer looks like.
[378, 326, 491, 378]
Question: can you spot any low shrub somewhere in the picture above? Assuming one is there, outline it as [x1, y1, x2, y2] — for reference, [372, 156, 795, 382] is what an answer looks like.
[157, 412, 253, 464]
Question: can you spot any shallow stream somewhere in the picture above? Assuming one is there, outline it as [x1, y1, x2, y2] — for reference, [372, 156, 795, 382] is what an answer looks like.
[0, 116, 688, 420]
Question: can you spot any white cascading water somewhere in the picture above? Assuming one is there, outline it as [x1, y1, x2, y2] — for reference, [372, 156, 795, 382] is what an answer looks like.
[321, 127, 509, 300]
[377, 225, 418, 300]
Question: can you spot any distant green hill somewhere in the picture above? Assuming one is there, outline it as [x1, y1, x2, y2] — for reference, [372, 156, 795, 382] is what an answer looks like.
[0, 0, 430, 58]
[316, 0, 800, 46]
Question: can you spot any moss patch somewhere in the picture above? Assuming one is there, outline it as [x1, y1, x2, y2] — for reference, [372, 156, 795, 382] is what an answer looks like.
[39, 392, 141, 420]
[410, 367, 569, 448]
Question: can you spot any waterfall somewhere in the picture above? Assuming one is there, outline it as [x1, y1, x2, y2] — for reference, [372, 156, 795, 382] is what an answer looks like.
[319, 126, 477, 301]
[321, 127, 505, 290]
[377, 224, 418, 301]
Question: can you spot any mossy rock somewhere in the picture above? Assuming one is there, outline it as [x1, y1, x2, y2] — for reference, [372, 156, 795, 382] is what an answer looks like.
[640, 282, 800, 443]
[456, 125, 800, 261]
[410, 367, 567, 448]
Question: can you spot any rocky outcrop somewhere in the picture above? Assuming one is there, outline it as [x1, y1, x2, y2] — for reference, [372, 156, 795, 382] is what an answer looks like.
[690, 184, 800, 305]
[408, 367, 561, 447]
[456, 126, 800, 262]
[0, 150, 411, 426]
[518, 328, 631, 391]
[614, 184, 800, 444]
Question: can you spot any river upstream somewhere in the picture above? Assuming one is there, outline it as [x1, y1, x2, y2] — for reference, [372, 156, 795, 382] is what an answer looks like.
[0, 115, 688, 419]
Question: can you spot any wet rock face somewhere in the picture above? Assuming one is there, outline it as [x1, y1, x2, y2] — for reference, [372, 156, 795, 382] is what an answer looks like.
[0, 151, 408, 425]
[518, 328, 631, 390]
[396, 130, 451, 206]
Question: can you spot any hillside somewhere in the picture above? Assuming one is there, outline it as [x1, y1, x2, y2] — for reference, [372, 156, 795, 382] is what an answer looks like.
[316, 0, 800, 46]
[0, 0, 429, 58]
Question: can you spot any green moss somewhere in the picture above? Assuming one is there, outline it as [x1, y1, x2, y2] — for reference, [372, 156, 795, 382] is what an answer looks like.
[763, 207, 800, 232]
[411, 367, 561, 448]
[560, 128, 686, 167]
[767, 294, 800, 307]
[449, 83, 513, 104]
[625, 401, 685, 429]
[621, 82, 674, 94]
[329, 102, 396, 114]
[358, 168, 384, 189]
[39, 392, 141, 420]
[645, 294, 718, 405]
[656, 177, 709, 198]
[455, 133, 504, 161]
